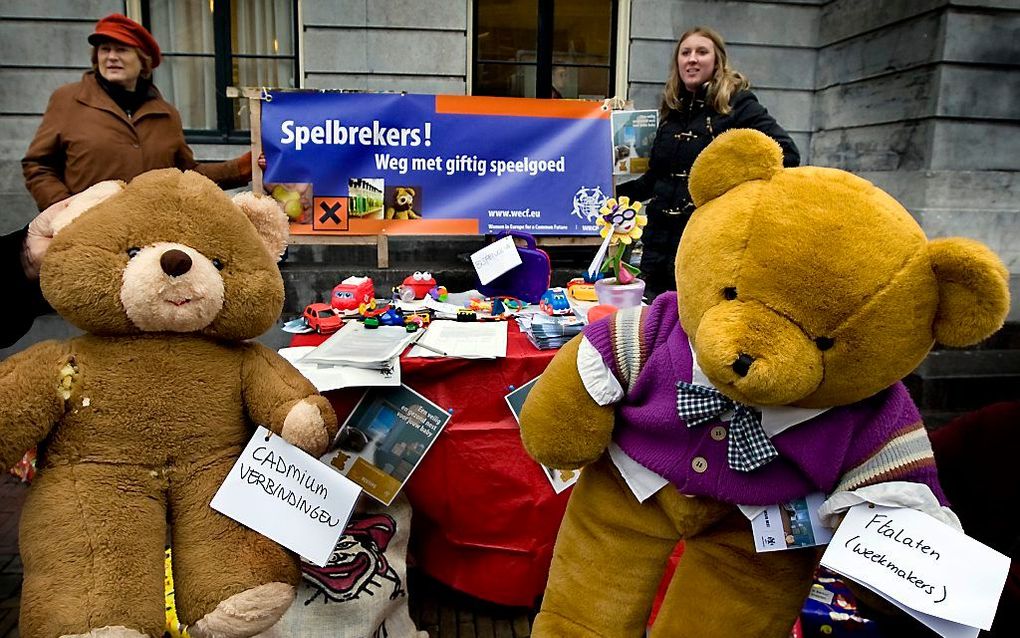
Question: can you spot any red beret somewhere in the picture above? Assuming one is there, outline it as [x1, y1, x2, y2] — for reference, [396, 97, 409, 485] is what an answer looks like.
[88, 14, 162, 69]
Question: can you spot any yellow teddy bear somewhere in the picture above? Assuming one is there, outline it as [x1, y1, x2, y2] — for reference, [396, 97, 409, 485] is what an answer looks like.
[520, 129, 1009, 637]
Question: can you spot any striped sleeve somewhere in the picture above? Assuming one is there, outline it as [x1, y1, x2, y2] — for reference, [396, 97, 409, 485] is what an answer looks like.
[831, 419, 944, 503]
[576, 306, 650, 404]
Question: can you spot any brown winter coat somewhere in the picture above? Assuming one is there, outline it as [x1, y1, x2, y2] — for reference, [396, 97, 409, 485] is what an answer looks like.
[22, 71, 245, 210]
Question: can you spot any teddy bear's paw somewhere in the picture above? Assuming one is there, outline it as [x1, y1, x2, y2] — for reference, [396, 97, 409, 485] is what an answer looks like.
[60, 627, 147, 638]
[188, 582, 295, 638]
[281, 399, 329, 457]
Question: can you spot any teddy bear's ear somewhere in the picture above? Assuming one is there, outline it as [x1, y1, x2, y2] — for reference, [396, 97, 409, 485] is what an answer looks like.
[232, 192, 289, 260]
[928, 237, 1010, 347]
[689, 129, 784, 207]
[51, 180, 126, 236]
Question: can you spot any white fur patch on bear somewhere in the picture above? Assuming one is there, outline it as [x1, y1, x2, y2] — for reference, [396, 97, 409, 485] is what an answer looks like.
[232, 192, 289, 259]
[188, 582, 295, 638]
[120, 242, 225, 332]
[281, 399, 328, 456]
[60, 626, 147, 638]
[52, 180, 126, 236]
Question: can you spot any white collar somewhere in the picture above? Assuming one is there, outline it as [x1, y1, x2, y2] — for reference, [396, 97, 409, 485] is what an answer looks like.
[690, 352, 829, 438]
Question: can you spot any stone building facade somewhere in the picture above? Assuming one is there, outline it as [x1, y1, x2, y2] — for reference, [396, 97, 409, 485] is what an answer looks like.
[1, 0, 1017, 355]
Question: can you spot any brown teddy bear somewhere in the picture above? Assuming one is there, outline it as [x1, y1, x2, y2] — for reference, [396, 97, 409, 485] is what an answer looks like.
[0, 169, 339, 638]
[385, 187, 420, 220]
[519, 129, 1010, 637]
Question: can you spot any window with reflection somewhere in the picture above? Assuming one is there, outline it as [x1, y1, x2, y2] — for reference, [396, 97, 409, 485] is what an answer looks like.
[474, 0, 617, 99]
[143, 0, 298, 140]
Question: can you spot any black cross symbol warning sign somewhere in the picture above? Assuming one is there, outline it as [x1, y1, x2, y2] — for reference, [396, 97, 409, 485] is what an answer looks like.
[312, 196, 348, 231]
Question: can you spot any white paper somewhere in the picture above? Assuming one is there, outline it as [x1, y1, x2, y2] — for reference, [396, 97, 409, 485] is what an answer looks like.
[751, 492, 833, 552]
[470, 235, 523, 285]
[279, 347, 400, 391]
[211, 426, 362, 567]
[298, 321, 419, 367]
[406, 320, 508, 359]
[587, 230, 614, 278]
[821, 505, 1010, 632]
[863, 583, 980, 638]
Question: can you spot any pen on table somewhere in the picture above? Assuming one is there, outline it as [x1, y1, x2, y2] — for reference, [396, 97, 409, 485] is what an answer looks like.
[412, 339, 448, 357]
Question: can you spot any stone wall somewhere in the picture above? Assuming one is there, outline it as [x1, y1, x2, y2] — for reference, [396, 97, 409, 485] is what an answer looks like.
[814, 0, 1020, 320]
[301, 0, 468, 94]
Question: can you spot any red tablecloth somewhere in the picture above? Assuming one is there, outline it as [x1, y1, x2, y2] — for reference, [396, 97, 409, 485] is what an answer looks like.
[291, 323, 569, 606]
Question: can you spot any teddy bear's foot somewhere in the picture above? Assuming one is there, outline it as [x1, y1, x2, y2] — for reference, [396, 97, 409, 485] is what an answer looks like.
[60, 627, 148, 638]
[187, 582, 295, 638]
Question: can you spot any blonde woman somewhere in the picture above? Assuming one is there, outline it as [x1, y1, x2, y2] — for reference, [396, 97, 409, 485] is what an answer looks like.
[617, 26, 799, 298]
[22, 13, 251, 211]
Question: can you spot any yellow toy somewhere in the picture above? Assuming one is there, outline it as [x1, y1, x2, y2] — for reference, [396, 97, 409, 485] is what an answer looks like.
[520, 130, 1009, 637]
[385, 186, 421, 220]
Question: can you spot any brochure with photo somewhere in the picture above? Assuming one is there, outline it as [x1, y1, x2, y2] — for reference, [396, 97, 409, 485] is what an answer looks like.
[611, 110, 658, 176]
[323, 384, 451, 505]
[751, 492, 834, 552]
[505, 376, 579, 494]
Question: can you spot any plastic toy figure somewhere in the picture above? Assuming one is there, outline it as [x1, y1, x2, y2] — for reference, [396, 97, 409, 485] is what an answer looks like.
[539, 287, 572, 316]
[567, 277, 598, 301]
[331, 276, 374, 314]
[379, 307, 404, 326]
[405, 311, 431, 328]
[303, 302, 342, 334]
[402, 271, 436, 299]
[469, 298, 493, 313]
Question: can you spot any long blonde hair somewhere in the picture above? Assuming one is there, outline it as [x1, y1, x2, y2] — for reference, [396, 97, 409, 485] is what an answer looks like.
[661, 27, 749, 118]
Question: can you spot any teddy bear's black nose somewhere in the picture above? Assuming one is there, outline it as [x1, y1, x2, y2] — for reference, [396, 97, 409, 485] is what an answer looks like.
[731, 353, 755, 377]
[160, 249, 192, 277]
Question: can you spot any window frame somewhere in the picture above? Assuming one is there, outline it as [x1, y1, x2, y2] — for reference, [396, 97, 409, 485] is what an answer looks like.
[471, 0, 619, 100]
[140, 0, 301, 144]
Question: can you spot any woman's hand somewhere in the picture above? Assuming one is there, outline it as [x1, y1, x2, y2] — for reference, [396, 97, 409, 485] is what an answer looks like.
[21, 197, 73, 280]
[601, 95, 629, 111]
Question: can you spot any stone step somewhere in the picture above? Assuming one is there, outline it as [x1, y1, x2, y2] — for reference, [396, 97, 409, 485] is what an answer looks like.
[906, 334, 1020, 427]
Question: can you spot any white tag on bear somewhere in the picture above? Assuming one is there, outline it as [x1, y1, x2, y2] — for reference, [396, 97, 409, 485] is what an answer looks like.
[212, 426, 362, 566]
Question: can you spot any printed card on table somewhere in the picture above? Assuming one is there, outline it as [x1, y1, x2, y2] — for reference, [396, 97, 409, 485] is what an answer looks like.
[505, 376, 579, 494]
[323, 384, 451, 505]
[211, 426, 362, 567]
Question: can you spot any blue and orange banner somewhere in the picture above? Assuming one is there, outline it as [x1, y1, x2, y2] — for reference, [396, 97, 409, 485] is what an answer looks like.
[260, 91, 612, 236]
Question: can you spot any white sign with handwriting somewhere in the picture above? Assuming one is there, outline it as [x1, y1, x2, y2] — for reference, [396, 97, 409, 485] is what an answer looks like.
[821, 505, 1009, 635]
[470, 235, 523, 285]
[211, 426, 362, 567]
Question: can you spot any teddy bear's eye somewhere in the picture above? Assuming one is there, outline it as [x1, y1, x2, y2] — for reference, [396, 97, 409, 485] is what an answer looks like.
[815, 337, 835, 351]
[212, 258, 225, 270]
[127, 247, 140, 258]
[723, 287, 737, 300]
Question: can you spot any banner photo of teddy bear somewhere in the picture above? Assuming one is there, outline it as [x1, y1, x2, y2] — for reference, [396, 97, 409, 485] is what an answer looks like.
[260, 91, 613, 236]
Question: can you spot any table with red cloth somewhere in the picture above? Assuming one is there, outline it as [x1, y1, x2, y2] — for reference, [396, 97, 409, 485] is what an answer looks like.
[291, 322, 570, 606]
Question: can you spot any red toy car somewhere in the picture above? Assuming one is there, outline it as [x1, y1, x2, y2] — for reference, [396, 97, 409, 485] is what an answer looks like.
[402, 271, 436, 300]
[331, 276, 375, 313]
[303, 302, 342, 334]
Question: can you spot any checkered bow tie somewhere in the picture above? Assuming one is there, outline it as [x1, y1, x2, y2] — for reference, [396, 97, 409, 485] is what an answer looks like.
[675, 381, 777, 472]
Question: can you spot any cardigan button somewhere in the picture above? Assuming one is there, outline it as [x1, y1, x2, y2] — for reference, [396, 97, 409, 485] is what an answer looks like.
[710, 426, 727, 441]
[691, 456, 708, 473]
[132, 143, 140, 149]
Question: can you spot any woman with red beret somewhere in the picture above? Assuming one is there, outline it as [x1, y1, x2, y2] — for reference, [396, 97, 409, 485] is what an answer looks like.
[21, 13, 252, 211]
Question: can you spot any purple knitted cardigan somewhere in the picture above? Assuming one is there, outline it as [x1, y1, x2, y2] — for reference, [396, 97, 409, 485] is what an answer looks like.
[582, 294, 946, 506]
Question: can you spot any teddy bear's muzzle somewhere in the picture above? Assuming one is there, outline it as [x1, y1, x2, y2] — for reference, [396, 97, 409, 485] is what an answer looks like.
[692, 300, 824, 406]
